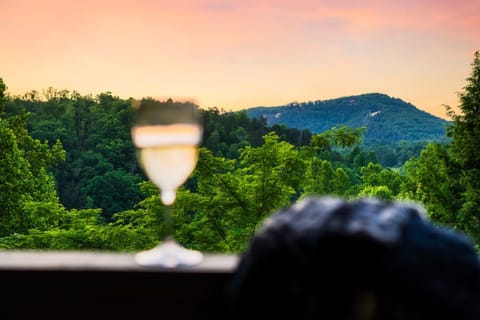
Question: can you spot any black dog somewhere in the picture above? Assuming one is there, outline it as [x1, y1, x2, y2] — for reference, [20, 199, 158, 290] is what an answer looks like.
[228, 197, 480, 320]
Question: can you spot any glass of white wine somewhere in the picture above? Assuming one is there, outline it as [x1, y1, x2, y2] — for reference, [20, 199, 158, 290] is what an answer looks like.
[131, 98, 203, 268]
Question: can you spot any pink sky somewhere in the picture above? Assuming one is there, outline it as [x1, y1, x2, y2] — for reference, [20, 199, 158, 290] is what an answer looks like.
[1, 0, 479, 119]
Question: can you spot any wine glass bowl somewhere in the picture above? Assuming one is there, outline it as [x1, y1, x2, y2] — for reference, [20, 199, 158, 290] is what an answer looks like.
[131, 98, 203, 267]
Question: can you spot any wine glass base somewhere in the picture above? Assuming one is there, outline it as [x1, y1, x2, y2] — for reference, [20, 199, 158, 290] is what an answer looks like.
[135, 238, 203, 268]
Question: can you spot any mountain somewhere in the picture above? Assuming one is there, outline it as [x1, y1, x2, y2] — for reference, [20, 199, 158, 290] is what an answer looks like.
[245, 93, 450, 145]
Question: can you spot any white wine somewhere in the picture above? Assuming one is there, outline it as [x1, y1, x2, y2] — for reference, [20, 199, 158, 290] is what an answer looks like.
[132, 124, 201, 205]
[131, 99, 204, 267]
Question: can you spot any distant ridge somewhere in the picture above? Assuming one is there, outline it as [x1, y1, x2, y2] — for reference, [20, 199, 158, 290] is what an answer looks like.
[245, 93, 450, 145]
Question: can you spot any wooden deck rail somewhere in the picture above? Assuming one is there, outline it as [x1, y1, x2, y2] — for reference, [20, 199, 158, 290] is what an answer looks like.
[0, 251, 239, 320]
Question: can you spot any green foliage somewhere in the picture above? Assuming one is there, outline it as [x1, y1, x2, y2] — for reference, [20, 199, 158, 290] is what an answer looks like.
[175, 148, 239, 251]
[102, 182, 168, 251]
[308, 125, 364, 152]
[360, 163, 404, 195]
[5, 89, 141, 217]
[0, 208, 105, 250]
[403, 51, 480, 245]
[0, 78, 6, 114]
[358, 185, 393, 201]
[446, 51, 480, 234]
[247, 93, 449, 146]
[239, 133, 302, 214]
[332, 168, 352, 196]
[302, 159, 335, 196]
[202, 108, 313, 159]
[2, 52, 480, 253]
[81, 169, 143, 219]
[175, 134, 304, 252]
[403, 143, 468, 232]
[0, 83, 66, 236]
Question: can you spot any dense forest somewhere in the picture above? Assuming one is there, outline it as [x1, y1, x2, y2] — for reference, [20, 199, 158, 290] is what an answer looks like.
[0, 51, 479, 253]
[246, 92, 450, 146]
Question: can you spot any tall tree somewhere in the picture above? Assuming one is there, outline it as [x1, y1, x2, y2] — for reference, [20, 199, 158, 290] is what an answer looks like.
[175, 134, 304, 252]
[445, 50, 480, 243]
[404, 51, 480, 246]
[403, 143, 462, 226]
[0, 78, 66, 235]
[0, 78, 6, 114]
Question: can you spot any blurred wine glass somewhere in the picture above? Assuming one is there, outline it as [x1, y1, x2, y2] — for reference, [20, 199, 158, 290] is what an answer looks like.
[131, 98, 202, 268]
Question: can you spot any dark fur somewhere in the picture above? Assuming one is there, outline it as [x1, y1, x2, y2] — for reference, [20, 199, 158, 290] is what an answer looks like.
[228, 197, 480, 320]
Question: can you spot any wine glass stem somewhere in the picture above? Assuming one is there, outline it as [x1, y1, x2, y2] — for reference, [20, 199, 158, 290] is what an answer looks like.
[163, 202, 175, 241]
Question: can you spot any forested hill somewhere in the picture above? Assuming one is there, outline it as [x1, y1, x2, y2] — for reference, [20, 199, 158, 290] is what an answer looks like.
[246, 93, 450, 145]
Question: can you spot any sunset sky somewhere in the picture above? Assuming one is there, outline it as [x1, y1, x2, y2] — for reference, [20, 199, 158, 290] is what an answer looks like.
[1, 0, 479, 119]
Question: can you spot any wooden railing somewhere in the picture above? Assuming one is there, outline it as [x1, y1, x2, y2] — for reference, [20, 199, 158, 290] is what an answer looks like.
[0, 251, 239, 320]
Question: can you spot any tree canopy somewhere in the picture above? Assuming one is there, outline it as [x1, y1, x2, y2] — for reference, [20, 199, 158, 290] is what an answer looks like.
[0, 50, 479, 252]
[404, 51, 480, 245]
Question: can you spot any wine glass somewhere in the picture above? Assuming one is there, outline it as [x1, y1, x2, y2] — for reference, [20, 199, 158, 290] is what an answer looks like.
[131, 98, 203, 268]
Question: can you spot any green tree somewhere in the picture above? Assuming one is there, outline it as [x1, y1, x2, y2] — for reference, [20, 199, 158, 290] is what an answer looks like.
[358, 185, 393, 200]
[175, 133, 304, 252]
[403, 51, 480, 245]
[0, 78, 6, 114]
[0, 78, 66, 236]
[302, 159, 335, 196]
[444, 50, 480, 242]
[82, 169, 143, 220]
[403, 143, 462, 225]
[238, 132, 303, 224]
[0, 207, 107, 250]
[332, 167, 352, 196]
[175, 148, 239, 252]
[358, 162, 404, 200]
[300, 125, 364, 197]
